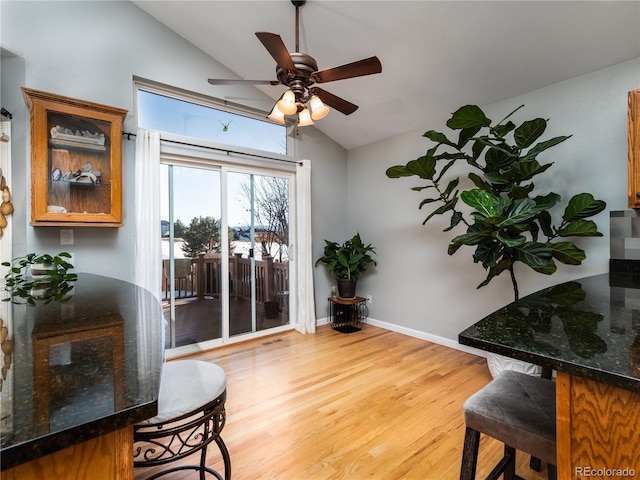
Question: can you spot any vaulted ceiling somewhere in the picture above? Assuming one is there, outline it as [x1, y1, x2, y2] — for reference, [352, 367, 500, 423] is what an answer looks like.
[133, 0, 640, 150]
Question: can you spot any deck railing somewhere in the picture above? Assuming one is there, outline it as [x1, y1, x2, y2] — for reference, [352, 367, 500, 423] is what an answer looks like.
[162, 254, 289, 304]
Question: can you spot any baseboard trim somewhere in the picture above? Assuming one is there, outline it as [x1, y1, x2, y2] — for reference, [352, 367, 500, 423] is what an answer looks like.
[317, 316, 486, 358]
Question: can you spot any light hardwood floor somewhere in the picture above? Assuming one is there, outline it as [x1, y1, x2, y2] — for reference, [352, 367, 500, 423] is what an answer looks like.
[136, 325, 551, 480]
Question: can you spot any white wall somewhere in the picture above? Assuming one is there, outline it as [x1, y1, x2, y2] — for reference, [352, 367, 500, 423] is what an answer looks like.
[348, 58, 640, 342]
[0, 0, 348, 320]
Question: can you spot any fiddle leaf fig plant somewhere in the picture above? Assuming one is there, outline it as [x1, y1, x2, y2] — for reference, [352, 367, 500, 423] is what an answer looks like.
[386, 104, 606, 300]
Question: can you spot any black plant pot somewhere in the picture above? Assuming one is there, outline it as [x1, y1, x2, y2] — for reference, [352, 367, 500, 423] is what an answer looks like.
[337, 278, 357, 299]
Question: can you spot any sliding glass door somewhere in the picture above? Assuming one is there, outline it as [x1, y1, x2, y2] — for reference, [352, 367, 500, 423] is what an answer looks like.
[227, 171, 290, 337]
[161, 164, 222, 349]
[162, 164, 291, 350]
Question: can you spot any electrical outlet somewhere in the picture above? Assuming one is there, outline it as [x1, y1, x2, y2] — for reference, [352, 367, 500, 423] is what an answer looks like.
[60, 229, 74, 245]
[366, 294, 372, 304]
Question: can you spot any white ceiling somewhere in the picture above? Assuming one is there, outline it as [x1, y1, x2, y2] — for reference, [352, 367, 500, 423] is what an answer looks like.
[133, 0, 640, 151]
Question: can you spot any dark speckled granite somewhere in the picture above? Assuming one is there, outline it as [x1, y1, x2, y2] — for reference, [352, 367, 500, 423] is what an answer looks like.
[460, 273, 640, 393]
[0, 273, 164, 471]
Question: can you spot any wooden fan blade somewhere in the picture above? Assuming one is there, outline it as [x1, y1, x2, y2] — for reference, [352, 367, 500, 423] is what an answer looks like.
[312, 56, 381, 84]
[255, 32, 297, 72]
[208, 79, 280, 86]
[313, 88, 358, 115]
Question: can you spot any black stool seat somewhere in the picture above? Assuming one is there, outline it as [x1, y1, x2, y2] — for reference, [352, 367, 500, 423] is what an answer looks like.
[460, 369, 556, 480]
[134, 360, 231, 480]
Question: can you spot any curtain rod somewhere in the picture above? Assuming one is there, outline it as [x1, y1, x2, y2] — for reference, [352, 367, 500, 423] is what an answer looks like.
[122, 131, 302, 166]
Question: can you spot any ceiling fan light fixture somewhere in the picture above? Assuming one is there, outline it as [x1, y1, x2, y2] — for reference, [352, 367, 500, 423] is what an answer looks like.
[277, 89, 298, 115]
[309, 94, 330, 120]
[298, 107, 314, 126]
[267, 104, 287, 125]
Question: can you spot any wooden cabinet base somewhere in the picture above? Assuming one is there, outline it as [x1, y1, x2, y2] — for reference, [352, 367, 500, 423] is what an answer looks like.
[557, 372, 640, 479]
[3, 426, 133, 480]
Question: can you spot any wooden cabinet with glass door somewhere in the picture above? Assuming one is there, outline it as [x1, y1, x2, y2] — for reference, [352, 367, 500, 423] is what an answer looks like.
[628, 89, 640, 208]
[22, 88, 127, 226]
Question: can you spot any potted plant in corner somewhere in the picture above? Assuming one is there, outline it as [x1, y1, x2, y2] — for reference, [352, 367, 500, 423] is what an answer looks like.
[386, 104, 606, 375]
[316, 233, 376, 298]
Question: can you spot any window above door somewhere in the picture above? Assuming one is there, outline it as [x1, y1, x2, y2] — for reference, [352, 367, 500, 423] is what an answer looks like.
[135, 78, 288, 156]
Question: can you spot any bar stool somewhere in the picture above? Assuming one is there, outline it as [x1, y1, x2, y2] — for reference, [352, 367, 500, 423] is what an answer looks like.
[133, 360, 231, 480]
[460, 369, 556, 480]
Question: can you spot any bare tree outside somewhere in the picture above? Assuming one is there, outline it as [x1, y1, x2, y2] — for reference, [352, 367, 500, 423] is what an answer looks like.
[240, 176, 289, 261]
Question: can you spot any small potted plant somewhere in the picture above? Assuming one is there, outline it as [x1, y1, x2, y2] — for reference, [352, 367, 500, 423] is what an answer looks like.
[316, 233, 376, 298]
[2, 252, 77, 305]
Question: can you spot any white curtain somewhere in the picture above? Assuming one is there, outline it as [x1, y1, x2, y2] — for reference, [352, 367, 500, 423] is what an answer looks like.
[134, 129, 161, 297]
[134, 129, 163, 382]
[295, 159, 316, 333]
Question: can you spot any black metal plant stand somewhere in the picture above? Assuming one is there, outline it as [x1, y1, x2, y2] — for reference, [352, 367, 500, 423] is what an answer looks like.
[327, 296, 368, 333]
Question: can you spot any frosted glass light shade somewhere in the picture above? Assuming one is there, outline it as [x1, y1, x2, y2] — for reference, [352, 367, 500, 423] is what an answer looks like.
[267, 104, 286, 125]
[309, 95, 330, 120]
[298, 107, 314, 126]
[276, 90, 297, 115]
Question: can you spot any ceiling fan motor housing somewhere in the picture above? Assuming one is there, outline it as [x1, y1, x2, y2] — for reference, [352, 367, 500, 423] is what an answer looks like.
[276, 53, 318, 103]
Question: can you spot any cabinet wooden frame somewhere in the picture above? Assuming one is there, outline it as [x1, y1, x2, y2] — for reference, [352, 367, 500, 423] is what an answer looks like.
[22, 88, 128, 226]
[628, 89, 640, 208]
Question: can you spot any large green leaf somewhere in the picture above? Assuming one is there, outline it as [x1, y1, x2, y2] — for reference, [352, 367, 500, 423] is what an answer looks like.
[509, 183, 535, 199]
[385, 165, 411, 178]
[562, 193, 607, 221]
[485, 147, 513, 172]
[446, 105, 491, 129]
[497, 198, 538, 227]
[468, 172, 493, 192]
[511, 160, 553, 182]
[548, 241, 585, 265]
[493, 196, 512, 217]
[521, 135, 571, 160]
[460, 189, 495, 217]
[538, 210, 554, 237]
[457, 126, 481, 148]
[533, 193, 561, 211]
[406, 155, 437, 179]
[423, 130, 457, 148]
[497, 233, 527, 247]
[484, 171, 510, 185]
[473, 241, 501, 267]
[492, 121, 516, 139]
[532, 259, 557, 275]
[514, 118, 547, 149]
[450, 224, 494, 247]
[557, 219, 603, 237]
[513, 242, 553, 268]
[471, 137, 489, 161]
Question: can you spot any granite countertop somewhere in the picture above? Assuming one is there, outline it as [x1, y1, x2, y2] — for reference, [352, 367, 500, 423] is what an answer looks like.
[0, 273, 164, 470]
[459, 272, 640, 393]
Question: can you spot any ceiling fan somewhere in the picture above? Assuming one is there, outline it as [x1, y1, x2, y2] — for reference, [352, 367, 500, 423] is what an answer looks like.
[207, 0, 382, 126]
